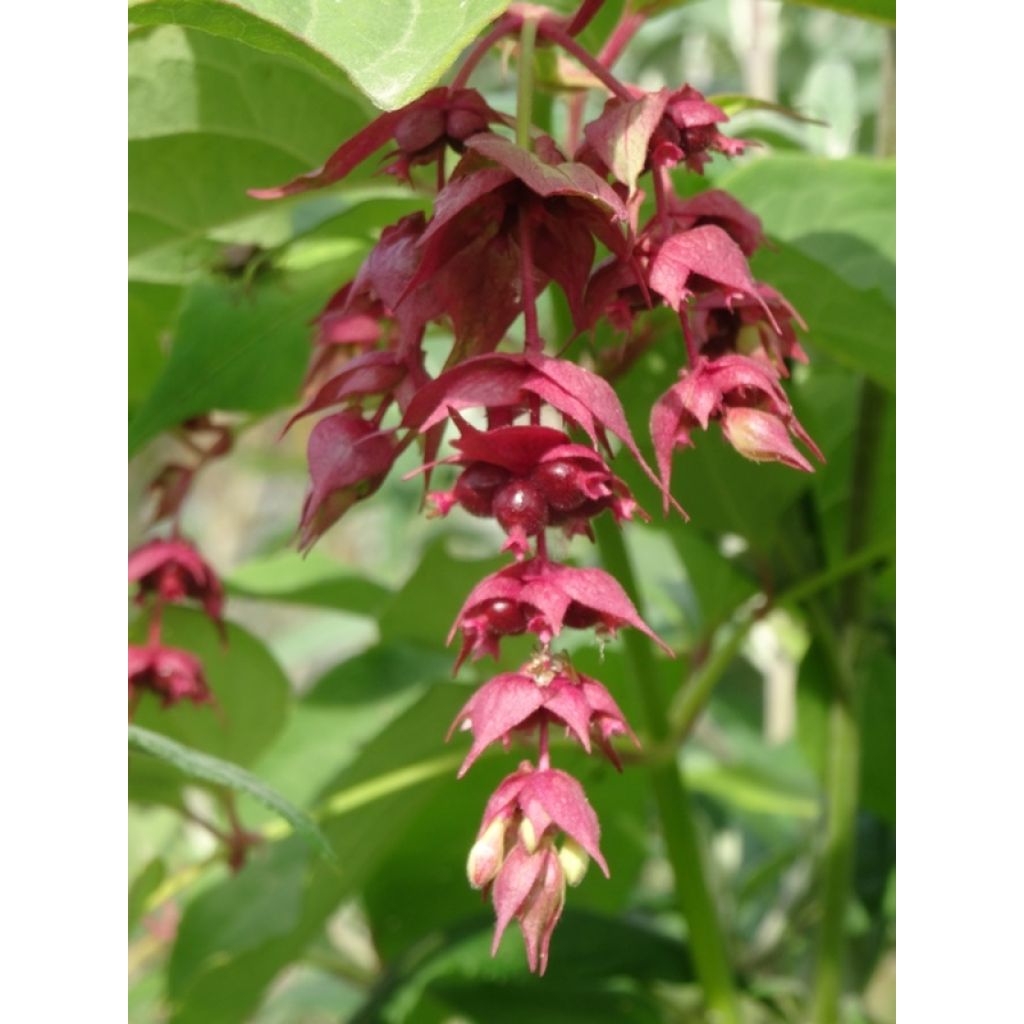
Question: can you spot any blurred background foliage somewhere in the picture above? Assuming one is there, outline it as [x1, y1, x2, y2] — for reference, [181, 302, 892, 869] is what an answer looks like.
[128, 1, 895, 1021]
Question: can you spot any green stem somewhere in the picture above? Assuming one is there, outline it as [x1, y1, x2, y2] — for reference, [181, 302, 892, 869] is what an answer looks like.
[594, 517, 741, 1024]
[516, 18, 539, 151]
[809, 380, 888, 1024]
[666, 537, 894, 742]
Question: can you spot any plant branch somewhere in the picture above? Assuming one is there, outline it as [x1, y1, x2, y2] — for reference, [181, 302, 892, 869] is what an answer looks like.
[451, 17, 516, 90]
[593, 516, 741, 1024]
[540, 23, 633, 101]
[665, 536, 893, 743]
[809, 379, 888, 1024]
[516, 17, 539, 151]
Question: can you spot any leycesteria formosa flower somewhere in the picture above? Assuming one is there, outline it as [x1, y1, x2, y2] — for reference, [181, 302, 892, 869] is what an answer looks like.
[128, 644, 211, 707]
[448, 559, 669, 668]
[650, 353, 824, 493]
[128, 537, 225, 634]
[449, 651, 640, 774]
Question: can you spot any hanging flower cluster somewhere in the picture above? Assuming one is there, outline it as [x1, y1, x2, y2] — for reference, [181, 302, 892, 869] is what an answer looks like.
[128, 417, 231, 711]
[251, 0, 821, 974]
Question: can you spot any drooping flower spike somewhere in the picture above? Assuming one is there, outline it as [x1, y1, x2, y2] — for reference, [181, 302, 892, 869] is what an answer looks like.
[242, 0, 821, 976]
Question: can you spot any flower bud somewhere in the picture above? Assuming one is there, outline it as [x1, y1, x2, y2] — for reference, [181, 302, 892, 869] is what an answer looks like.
[721, 406, 813, 472]
[558, 837, 590, 886]
[518, 816, 539, 854]
[467, 816, 507, 889]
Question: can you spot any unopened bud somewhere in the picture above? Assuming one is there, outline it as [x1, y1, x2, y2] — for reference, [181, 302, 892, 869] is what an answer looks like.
[558, 837, 590, 886]
[467, 817, 506, 889]
[519, 816, 539, 853]
[721, 407, 813, 473]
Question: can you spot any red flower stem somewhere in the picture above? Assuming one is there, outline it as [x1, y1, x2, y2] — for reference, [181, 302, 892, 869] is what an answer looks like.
[182, 807, 231, 843]
[536, 528, 548, 562]
[678, 311, 700, 368]
[566, 7, 645, 151]
[566, 0, 604, 37]
[537, 717, 551, 770]
[652, 163, 671, 235]
[147, 602, 163, 646]
[519, 215, 543, 354]
[451, 16, 517, 89]
[598, 10, 645, 68]
[128, 689, 142, 722]
[436, 152, 446, 193]
[540, 24, 633, 101]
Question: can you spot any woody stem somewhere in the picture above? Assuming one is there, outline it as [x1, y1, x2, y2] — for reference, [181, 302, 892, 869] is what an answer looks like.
[593, 516, 741, 1024]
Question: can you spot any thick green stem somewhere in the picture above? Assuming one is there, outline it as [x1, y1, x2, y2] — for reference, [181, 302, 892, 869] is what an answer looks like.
[594, 517, 741, 1024]
[809, 381, 888, 1024]
[516, 18, 539, 151]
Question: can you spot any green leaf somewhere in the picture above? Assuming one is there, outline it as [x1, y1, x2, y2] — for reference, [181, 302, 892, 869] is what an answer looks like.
[781, 0, 894, 26]
[752, 242, 895, 389]
[128, 725, 333, 858]
[378, 538, 507, 649]
[720, 156, 895, 302]
[165, 683, 471, 1024]
[226, 548, 394, 614]
[129, 26, 369, 280]
[129, 0, 512, 110]
[250, 642, 453, 810]
[129, 607, 290, 770]
[129, 281, 180, 407]
[356, 910, 691, 1023]
[127, 257, 358, 455]
[129, 857, 168, 933]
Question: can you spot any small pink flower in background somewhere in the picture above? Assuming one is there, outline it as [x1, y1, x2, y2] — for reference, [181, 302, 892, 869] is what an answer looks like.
[128, 644, 211, 707]
[128, 537, 225, 633]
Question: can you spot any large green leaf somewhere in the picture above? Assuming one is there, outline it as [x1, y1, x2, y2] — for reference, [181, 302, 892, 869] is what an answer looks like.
[129, 0, 512, 110]
[720, 156, 895, 301]
[129, 25, 368, 281]
[755, 242, 895, 390]
[226, 548, 394, 614]
[128, 725, 333, 857]
[165, 683, 470, 1024]
[127, 256, 358, 455]
[250, 642, 453, 810]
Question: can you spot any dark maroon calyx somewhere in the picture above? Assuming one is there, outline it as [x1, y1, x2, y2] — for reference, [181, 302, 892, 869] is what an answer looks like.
[531, 460, 588, 512]
[453, 462, 512, 517]
[493, 481, 549, 537]
[563, 603, 604, 630]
